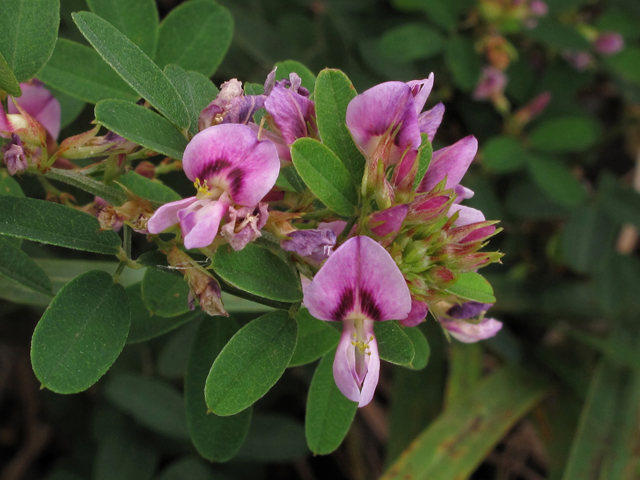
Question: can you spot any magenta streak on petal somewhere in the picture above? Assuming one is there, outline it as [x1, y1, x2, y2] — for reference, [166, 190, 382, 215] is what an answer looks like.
[418, 135, 478, 193]
[147, 196, 199, 234]
[418, 102, 445, 142]
[182, 124, 280, 206]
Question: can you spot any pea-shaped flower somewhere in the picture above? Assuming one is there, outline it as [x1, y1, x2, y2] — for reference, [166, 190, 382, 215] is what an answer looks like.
[304, 236, 412, 407]
[147, 124, 279, 250]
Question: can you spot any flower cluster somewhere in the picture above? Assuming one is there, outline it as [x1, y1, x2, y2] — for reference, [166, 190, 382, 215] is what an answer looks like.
[140, 71, 502, 407]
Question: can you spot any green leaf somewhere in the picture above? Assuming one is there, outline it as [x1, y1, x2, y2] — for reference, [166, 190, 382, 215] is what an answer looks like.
[164, 64, 219, 136]
[482, 136, 527, 173]
[127, 282, 200, 344]
[606, 47, 640, 84]
[444, 342, 482, 409]
[0, 259, 143, 307]
[37, 39, 138, 104]
[95, 100, 188, 160]
[526, 155, 587, 207]
[375, 321, 415, 366]
[381, 366, 548, 480]
[379, 24, 444, 62]
[205, 310, 297, 416]
[104, 373, 190, 440]
[155, 0, 233, 77]
[305, 353, 357, 455]
[0, 49, 21, 96]
[0, 236, 52, 296]
[186, 318, 252, 462]
[236, 414, 308, 461]
[158, 457, 216, 480]
[157, 320, 200, 379]
[563, 206, 616, 274]
[31, 271, 130, 394]
[0, 196, 121, 254]
[0, 0, 59, 82]
[73, 11, 190, 129]
[275, 60, 316, 93]
[94, 429, 157, 480]
[116, 171, 181, 204]
[414, 134, 433, 190]
[529, 116, 601, 153]
[403, 325, 430, 370]
[213, 243, 302, 303]
[562, 327, 640, 480]
[291, 137, 358, 216]
[289, 308, 340, 367]
[280, 165, 307, 193]
[446, 272, 496, 304]
[141, 267, 190, 317]
[314, 69, 365, 183]
[86, 0, 158, 58]
[526, 18, 591, 50]
[444, 37, 481, 92]
[0, 170, 25, 197]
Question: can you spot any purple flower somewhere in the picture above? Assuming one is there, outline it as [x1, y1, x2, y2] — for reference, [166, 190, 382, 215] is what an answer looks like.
[417, 135, 478, 195]
[594, 32, 624, 55]
[147, 124, 279, 250]
[281, 228, 337, 263]
[304, 236, 412, 407]
[473, 67, 508, 101]
[1, 134, 28, 175]
[264, 73, 317, 146]
[8, 80, 61, 139]
[199, 78, 267, 130]
[220, 202, 269, 251]
[436, 301, 502, 343]
[346, 80, 422, 166]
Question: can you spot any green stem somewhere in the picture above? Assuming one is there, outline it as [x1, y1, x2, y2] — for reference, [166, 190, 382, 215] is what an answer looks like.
[123, 225, 132, 259]
[113, 260, 127, 283]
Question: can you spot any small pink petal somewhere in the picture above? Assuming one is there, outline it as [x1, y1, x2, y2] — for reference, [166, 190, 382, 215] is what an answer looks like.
[442, 317, 503, 343]
[418, 135, 478, 193]
[450, 204, 485, 226]
[180, 196, 231, 250]
[370, 204, 408, 240]
[418, 103, 444, 142]
[406, 74, 434, 114]
[400, 300, 428, 327]
[147, 196, 199, 234]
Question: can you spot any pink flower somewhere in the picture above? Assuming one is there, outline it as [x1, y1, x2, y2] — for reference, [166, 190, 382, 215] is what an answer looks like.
[147, 124, 279, 250]
[8, 80, 61, 139]
[473, 67, 508, 101]
[304, 236, 412, 407]
[594, 32, 624, 55]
